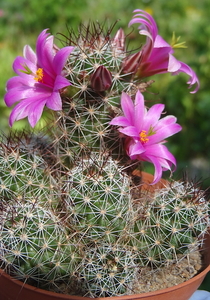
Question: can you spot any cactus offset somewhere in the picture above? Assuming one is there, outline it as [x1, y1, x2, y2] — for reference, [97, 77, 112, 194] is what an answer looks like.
[64, 153, 132, 243]
[132, 180, 209, 268]
[0, 201, 80, 292]
[80, 243, 137, 297]
[0, 133, 56, 205]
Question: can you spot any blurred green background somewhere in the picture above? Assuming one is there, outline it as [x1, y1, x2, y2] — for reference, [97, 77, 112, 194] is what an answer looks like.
[0, 0, 209, 291]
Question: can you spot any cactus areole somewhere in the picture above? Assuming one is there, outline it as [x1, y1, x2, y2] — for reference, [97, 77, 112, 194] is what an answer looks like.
[0, 7, 209, 300]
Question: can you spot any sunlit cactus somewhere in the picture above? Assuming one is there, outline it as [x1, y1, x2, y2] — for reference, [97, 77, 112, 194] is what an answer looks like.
[0, 201, 81, 291]
[132, 180, 209, 268]
[80, 243, 137, 297]
[0, 133, 57, 207]
[0, 6, 209, 299]
[63, 153, 133, 243]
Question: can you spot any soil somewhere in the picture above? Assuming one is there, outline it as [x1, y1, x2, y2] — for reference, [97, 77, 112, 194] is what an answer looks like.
[131, 250, 202, 294]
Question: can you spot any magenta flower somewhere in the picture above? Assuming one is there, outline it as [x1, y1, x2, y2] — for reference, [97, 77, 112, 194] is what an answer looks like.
[110, 91, 182, 184]
[128, 10, 199, 93]
[4, 29, 74, 127]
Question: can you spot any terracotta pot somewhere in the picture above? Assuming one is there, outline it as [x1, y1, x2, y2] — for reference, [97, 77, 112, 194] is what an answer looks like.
[0, 237, 209, 300]
[137, 171, 168, 191]
[0, 172, 209, 300]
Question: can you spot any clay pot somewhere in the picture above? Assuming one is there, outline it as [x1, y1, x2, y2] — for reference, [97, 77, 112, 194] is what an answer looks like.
[0, 172, 209, 300]
[0, 237, 209, 300]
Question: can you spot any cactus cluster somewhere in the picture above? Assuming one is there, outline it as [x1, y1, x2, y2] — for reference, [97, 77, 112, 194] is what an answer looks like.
[0, 10, 209, 298]
[0, 132, 209, 297]
[131, 181, 209, 268]
[52, 23, 152, 168]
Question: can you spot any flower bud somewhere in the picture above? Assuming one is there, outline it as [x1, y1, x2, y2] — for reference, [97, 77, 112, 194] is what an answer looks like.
[112, 28, 125, 52]
[90, 66, 112, 92]
[122, 51, 142, 75]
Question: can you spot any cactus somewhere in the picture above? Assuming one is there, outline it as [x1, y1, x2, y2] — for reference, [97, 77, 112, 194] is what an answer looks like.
[0, 201, 81, 292]
[51, 23, 152, 168]
[63, 153, 132, 243]
[0, 133, 57, 207]
[80, 243, 137, 297]
[0, 8, 209, 299]
[132, 180, 209, 268]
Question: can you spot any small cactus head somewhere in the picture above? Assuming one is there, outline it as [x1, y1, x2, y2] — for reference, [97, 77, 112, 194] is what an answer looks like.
[132, 180, 210, 268]
[0, 201, 81, 290]
[63, 153, 133, 243]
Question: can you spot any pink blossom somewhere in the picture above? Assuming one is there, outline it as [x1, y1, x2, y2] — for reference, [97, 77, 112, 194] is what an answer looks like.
[128, 10, 199, 93]
[110, 91, 182, 184]
[4, 29, 74, 127]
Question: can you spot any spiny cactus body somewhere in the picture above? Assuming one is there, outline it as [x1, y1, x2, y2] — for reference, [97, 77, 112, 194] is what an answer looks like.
[132, 181, 209, 268]
[80, 244, 137, 297]
[52, 24, 151, 167]
[0, 135, 57, 208]
[0, 201, 80, 290]
[64, 154, 132, 243]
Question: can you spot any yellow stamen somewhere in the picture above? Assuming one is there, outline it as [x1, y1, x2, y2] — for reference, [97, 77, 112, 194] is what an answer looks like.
[34, 68, 44, 82]
[139, 130, 149, 144]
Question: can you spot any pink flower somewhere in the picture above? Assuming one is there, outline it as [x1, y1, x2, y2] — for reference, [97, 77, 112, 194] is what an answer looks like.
[110, 91, 182, 184]
[4, 29, 74, 127]
[128, 10, 199, 93]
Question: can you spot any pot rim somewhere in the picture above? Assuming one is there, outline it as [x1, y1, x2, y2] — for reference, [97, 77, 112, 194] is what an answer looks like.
[0, 172, 209, 299]
[0, 262, 210, 300]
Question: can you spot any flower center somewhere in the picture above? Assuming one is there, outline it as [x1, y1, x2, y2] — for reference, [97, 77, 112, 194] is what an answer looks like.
[139, 130, 149, 144]
[34, 68, 44, 82]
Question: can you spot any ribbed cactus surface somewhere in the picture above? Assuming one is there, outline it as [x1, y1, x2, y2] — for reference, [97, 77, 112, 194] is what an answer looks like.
[0, 202, 80, 290]
[64, 154, 132, 242]
[132, 181, 209, 268]
[0, 134, 58, 207]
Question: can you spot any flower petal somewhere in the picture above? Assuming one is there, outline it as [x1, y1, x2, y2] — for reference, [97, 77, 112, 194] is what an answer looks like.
[110, 116, 131, 127]
[134, 90, 145, 131]
[46, 91, 62, 110]
[143, 104, 165, 130]
[141, 144, 176, 184]
[53, 75, 71, 91]
[23, 45, 37, 64]
[13, 56, 37, 76]
[53, 46, 74, 75]
[27, 99, 47, 127]
[172, 61, 200, 93]
[128, 141, 145, 157]
[119, 126, 139, 138]
[148, 123, 182, 144]
[168, 54, 181, 72]
[9, 96, 46, 127]
[121, 92, 135, 125]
